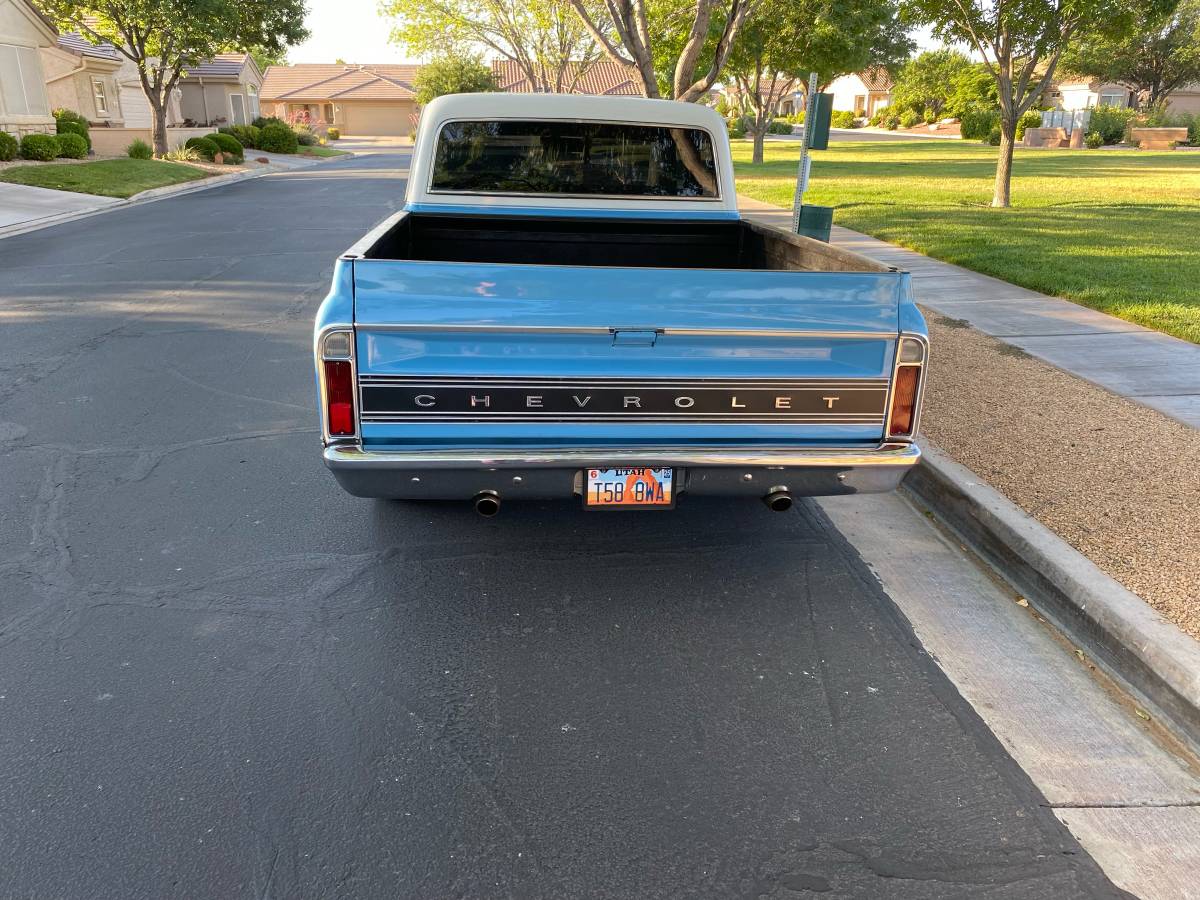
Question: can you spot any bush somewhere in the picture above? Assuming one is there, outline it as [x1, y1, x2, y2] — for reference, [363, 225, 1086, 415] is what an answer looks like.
[206, 132, 244, 159]
[326, 127, 340, 140]
[252, 115, 285, 129]
[295, 128, 319, 146]
[1085, 131, 1104, 149]
[164, 145, 202, 162]
[883, 112, 900, 130]
[898, 109, 919, 129]
[56, 132, 88, 158]
[831, 110, 857, 128]
[985, 125, 1002, 145]
[19, 133, 60, 161]
[184, 136, 220, 160]
[55, 118, 91, 151]
[726, 117, 746, 139]
[1088, 105, 1137, 145]
[960, 105, 999, 140]
[0, 130, 17, 162]
[1015, 109, 1043, 142]
[127, 138, 153, 159]
[767, 119, 793, 134]
[231, 124, 260, 149]
[923, 109, 937, 125]
[258, 121, 299, 153]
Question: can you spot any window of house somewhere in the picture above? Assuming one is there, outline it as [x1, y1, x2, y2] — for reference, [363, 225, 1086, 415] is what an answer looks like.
[853, 95, 866, 115]
[1099, 93, 1124, 107]
[92, 78, 109, 116]
[230, 93, 246, 125]
[247, 83, 260, 120]
[0, 44, 50, 116]
[323, 103, 334, 123]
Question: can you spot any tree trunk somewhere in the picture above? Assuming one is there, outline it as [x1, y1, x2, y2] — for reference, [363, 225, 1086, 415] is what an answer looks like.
[150, 96, 169, 157]
[752, 127, 766, 164]
[992, 118, 1017, 208]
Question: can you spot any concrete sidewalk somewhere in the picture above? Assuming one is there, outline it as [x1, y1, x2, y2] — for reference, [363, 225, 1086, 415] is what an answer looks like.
[0, 181, 121, 230]
[740, 197, 1200, 429]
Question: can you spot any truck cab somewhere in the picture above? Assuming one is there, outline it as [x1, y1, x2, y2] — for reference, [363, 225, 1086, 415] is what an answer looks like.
[314, 93, 927, 512]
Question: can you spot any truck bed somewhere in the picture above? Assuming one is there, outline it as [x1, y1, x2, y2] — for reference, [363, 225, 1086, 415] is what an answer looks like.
[354, 211, 890, 274]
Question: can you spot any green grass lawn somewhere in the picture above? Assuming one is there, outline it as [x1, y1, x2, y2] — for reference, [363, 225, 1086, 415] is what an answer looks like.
[0, 158, 209, 199]
[733, 141, 1200, 343]
[300, 145, 349, 158]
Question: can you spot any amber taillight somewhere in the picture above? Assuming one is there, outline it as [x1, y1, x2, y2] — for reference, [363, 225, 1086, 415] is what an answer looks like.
[324, 360, 355, 435]
[887, 365, 920, 437]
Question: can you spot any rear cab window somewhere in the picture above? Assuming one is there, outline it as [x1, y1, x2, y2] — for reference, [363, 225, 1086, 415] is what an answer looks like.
[430, 120, 721, 200]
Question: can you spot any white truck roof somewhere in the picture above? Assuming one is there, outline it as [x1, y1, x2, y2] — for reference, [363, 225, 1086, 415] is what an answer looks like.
[405, 93, 739, 217]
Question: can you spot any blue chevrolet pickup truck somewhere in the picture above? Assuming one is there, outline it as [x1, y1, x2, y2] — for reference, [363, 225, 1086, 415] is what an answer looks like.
[314, 93, 927, 514]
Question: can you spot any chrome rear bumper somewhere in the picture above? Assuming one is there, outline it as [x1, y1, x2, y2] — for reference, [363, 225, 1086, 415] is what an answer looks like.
[322, 443, 920, 500]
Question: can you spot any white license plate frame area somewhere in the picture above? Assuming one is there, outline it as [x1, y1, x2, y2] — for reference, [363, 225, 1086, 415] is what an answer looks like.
[583, 467, 675, 510]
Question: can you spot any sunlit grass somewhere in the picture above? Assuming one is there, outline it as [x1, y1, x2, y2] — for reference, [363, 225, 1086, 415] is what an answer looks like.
[0, 158, 209, 199]
[732, 140, 1200, 343]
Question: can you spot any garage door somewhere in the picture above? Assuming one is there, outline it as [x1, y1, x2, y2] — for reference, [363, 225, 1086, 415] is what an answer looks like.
[342, 104, 413, 136]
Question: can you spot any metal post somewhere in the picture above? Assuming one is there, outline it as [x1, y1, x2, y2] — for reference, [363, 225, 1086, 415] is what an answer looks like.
[790, 71, 819, 233]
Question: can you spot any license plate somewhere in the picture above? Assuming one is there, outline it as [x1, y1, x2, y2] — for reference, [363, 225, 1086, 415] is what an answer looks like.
[584, 467, 674, 509]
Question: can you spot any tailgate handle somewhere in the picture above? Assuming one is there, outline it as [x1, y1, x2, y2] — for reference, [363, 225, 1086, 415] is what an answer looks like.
[610, 328, 660, 347]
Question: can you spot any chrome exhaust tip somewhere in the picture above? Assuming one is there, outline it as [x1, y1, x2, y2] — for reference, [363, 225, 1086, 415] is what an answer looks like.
[763, 488, 793, 512]
[473, 491, 501, 517]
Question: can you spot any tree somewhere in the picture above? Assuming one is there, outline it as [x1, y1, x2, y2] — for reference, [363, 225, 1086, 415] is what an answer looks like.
[1062, 0, 1200, 107]
[384, 0, 604, 93]
[727, 0, 912, 162]
[890, 48, 973, 120]
[902, 0, 1166, 207]
[566, 0, 763, 100]
[41, 1, 308, 156]
[245, 47, 288, 73]
[412, 54, 499, 104]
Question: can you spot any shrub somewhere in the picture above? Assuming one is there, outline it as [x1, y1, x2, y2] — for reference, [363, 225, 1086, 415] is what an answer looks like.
[831, 110, 857, 128]
[55, 118, 91, 151]
[923, 109, 937, 125]
[0, 130, 17, 162]
[206, 132, 244, 159]
[56, 132, 88, 158]
[1088, 105, 1137, 145]
[184, 136, 220, 160]
[19, 133, 61, 161]
[960, 105, 999, 140]
[1085, 131, 1103, 149]
[985, 125, 1002, 145]
[883, 112, 900, 130]
[726, 117, 746, 139]
[164, 145, 202, 162]
[258, 121, 299, 153]
[1015, 109, 1043, 142]
[767, 119, 793, 134]
[296, 128, 319, 146]
[127, 138, 153, 159]
[231, 124, 260, 149]
[252, 115, 285, 129]
[326, 127, 340, 140]
[898, 109, 919, 128]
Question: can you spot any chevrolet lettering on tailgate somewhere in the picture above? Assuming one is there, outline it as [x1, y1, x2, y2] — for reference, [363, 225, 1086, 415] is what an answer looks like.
[314, 93, 927, 515]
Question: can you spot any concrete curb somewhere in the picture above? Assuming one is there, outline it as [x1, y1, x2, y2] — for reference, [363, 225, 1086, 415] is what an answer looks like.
[0, 151, 352, 241]
[904, 442, 1200, 753]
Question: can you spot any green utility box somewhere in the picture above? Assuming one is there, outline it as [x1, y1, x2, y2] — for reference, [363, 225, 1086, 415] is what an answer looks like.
[808, 93, 834, 150]
[797, 204, 833, 242]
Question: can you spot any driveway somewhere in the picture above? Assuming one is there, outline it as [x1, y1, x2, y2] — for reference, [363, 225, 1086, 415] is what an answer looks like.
[0, 149, 1130, 898]
[0, 179, 121, 230]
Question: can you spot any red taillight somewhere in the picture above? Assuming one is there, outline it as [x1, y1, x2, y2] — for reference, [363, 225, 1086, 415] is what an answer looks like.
[324, 360, 354, 435]
[888, 366, 920, 436]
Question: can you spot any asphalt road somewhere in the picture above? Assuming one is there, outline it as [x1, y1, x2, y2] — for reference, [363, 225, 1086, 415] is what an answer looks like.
[0, 147, 1126, 899]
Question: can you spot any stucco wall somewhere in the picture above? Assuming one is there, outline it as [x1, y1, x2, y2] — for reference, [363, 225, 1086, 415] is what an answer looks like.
[88, 125, 212, 156]
[41, 48, 124, 126]
[0, 0, 55, 137]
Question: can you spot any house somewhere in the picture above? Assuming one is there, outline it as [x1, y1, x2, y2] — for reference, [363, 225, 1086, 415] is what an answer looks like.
[260, 63, 420, 136]
[827, 67, 894, 118]
[0, 0, 56, 139]
[114, 54, 183, 130]
[177, 53, 262, 127]
[490, 59, 641, 96]
[1050, 78, 1200, 115]
[41, 32, 124, 127]
[721, 77, 802, 116]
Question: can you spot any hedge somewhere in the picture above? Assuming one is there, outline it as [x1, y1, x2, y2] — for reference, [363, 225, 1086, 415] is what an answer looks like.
[205, 132, 244, 159]
[0, 130, 17, 162]
[19, 133, 61, 161]
[56, 132, 88, 159]
[258, 122, 298, 153]
[184, 136, 220, 160]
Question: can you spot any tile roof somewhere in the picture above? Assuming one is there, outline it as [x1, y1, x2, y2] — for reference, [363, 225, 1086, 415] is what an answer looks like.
[260, 64, 421, 101]
[859, 66, 894, 93]
[491, 59, 642, 96]
[56, 32, 120, 61]
[180, 53, 250, 79]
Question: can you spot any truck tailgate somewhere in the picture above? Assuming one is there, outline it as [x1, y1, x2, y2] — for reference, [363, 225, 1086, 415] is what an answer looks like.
[351, 260, 909, 446]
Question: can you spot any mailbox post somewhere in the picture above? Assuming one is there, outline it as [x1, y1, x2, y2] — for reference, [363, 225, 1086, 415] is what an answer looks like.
[790, 72, 834, 242]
